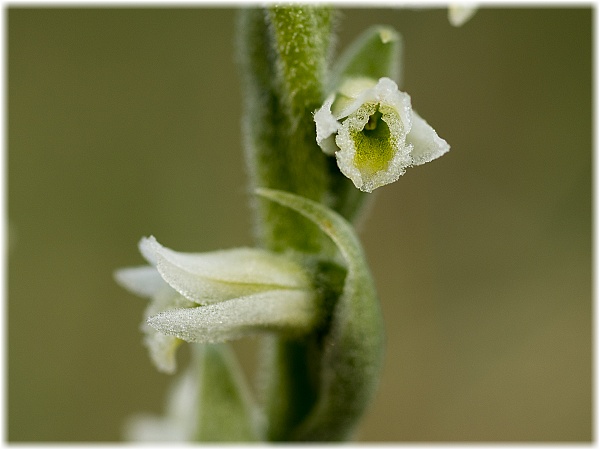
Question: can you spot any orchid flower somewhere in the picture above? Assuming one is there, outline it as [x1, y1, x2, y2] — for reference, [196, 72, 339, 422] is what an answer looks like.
[115, 236, 318, 373]
[314, 76, 450, 193]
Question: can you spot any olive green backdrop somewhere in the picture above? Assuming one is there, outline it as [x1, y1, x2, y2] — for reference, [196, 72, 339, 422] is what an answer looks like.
[8, 7, 592, 442]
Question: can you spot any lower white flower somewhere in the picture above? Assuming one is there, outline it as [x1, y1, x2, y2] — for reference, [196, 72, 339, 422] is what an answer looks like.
[124, 364, 198, 441]
[314, 76, 450, 193]
[115, 236, 318, 373]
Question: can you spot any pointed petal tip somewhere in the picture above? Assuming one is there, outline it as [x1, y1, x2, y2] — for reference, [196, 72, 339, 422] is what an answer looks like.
[144, 331, 181, 374]
[138, 235, 160, 266]
[114, 266, 165, 298]
[314, 94, 340, 155]
[408, 112, 451, 166]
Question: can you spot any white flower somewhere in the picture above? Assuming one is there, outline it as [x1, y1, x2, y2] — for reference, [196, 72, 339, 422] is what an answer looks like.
[448, 4, 478, 27]
[314, 76, 450, 193]
[124, 364, 198, 441]
[124, 343, 262, 442]
[115, 236, 318, 373]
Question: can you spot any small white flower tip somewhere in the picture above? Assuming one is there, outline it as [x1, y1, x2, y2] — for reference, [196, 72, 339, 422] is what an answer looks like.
[143, 331, 181, 374]
[314, 94, 339, 155]
[114, 266, 165, 298]
[124, 367, 198, 441]
[448, 4, 478, 27]
[138, 235, 160, 266]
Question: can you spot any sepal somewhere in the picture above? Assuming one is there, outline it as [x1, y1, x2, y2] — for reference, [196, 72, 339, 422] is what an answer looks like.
[148, 289, 319, 344]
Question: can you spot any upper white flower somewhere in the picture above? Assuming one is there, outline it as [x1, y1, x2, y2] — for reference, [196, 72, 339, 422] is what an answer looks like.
[115, 236, 318, 373]
[448, 4, 478, 27]
[314, 76, 450, 193]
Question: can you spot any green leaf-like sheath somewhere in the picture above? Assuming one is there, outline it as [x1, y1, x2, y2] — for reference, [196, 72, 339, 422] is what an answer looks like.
[330, 25, 403, 89]
[256, 188, 385, 441]
[195, 344, 262, 442]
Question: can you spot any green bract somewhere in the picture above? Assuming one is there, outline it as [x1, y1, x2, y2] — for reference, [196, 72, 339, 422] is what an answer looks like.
[257, 188, 384, 441]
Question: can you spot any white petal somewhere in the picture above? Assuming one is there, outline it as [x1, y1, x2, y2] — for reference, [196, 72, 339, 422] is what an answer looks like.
[124, 366, 198, 442]
[142, 331, 182, 375]
[407, 111, 451, 166]
[314, 94, 340, 155]
[164, 364, 199, 425]
[147, 290, 318, 344]
[114, 266, 166, 298]
[142, 287, 195, 374]
[448, 4, 478, 27]
[138, 238, 158, 266]
[140, 237, 312, 304]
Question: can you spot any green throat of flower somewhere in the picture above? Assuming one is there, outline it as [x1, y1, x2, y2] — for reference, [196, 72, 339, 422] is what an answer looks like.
[350, 105, 396, 177]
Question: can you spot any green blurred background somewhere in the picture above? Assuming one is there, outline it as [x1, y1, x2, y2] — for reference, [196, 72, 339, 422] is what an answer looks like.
[8, 7, 591, 442]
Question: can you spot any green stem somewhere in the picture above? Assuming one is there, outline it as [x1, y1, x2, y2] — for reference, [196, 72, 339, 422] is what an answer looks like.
[236, 6, 340, 441]
[237, 6, 335, 255]
[236, 6, 383, 442]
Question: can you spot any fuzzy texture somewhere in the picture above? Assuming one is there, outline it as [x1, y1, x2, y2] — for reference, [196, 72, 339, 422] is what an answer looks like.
[257, 189, 384, 441]
[148, 290, 319, 344]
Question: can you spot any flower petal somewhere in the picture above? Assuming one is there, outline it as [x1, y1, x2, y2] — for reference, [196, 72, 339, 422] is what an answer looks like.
[407, 111, 451, 166]
[140, 236, 312, 305]
[142, 328, 182, 375]
[124, 366, 198, 441]
[448, 4, 478, 27]
[147, 289, 318, 344]
[142, 286, 195, 374]
[114, 265, 166, 298]
[314, 94, 340, 155]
